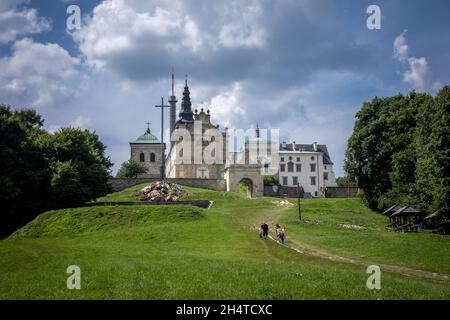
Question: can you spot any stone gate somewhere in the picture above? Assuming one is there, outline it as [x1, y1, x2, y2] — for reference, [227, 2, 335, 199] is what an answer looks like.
[224, 164, 264, 198]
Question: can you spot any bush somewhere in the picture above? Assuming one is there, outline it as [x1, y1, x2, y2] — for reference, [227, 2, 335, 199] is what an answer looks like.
[263, 175, 278, 186]
[117, 159, 148, 178]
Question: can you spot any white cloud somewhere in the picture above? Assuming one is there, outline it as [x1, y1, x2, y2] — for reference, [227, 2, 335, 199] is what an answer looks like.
[70, 115, 92, 129]
[0, 1, 51, 43]
[403, 57, 440, 92]
[0, 38, 80, 108]
[218, 1, 266, 48]
[72, 0, 202, 69]
[72, 0, 268, 73]
[393, 31, 441, 92]
[209, 82, 246, 128]
[393, 30, 409, 62]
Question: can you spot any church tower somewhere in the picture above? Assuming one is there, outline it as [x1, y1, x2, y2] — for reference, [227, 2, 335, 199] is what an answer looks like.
[169, 70, 177, 148]
[129, 123, 165, 178]
[178, 78, 194, 123]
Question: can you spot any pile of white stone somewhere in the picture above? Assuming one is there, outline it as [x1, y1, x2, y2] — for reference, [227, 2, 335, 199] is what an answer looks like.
[338, 223, 366, 230]
[272, 200, 294, 208]
[139, 181, 183, 202]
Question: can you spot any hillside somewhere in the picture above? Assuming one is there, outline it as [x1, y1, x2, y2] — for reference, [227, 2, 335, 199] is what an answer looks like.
[0, 184, 449, 299]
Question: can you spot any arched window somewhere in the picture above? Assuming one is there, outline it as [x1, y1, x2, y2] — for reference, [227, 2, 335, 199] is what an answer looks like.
[139, 153, 145, 162]
[150, 153, 156, 162]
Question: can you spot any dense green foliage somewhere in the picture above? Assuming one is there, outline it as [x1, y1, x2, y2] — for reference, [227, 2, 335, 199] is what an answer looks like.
[0, 106, 50, 236]
[345, 87, 450, 225]
[116, 159, 148, 178]
[0, 105, 112, 235]
[1, 184, 449, 299]
[336, 176, 357, 187]
[263, 175, 278, 186]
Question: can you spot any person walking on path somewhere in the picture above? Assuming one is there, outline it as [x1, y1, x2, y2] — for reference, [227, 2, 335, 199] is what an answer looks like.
[262, 223, 269, 238]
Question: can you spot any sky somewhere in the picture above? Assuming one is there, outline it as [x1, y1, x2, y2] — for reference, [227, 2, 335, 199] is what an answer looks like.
[1, 0, 449, 176]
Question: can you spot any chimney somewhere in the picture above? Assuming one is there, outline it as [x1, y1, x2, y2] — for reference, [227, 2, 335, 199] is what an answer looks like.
[292, 141, 296, 151]
[282, 141, 287, 149]
[312, 142, 317, 152]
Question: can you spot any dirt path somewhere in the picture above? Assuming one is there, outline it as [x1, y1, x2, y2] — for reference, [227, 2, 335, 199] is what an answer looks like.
[263, 230, 449, 284]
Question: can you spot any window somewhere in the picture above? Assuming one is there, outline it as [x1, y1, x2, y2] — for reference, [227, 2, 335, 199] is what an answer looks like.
[139, 153, 145, 162]
[296, 164, 302, 172]
[282, 177, 288, 186]
[324, 165, 327, 170]
[310, 163, 316, 172]
[296, 157, 301, 162]
[264, 163, 269, 173]
[324, 172, 329, 181]
[293, 177, 298, 185]
[310, 176, 316, 186]
[150, 153, 156, 162]
[281, 157, 285, 162]
[288, 162, 294, 172]
[280, 164, 286, 172]
[311, 156, 315, 161]
[289, 156, 292, 161]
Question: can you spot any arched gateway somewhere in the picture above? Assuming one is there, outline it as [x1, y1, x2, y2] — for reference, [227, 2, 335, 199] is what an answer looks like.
[224, 164, 263, 198]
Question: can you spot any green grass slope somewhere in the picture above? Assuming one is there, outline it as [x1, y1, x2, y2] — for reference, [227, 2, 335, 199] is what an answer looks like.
[0, 183, 449, 299]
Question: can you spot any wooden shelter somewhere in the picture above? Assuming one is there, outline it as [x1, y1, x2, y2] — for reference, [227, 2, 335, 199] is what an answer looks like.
[389, 206, 424, 232]
[382, 205, 401, 216]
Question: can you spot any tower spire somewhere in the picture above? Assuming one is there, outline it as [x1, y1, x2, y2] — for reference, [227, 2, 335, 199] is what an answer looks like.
[179, 75, 194, 123]
[169, 70, 178, 146]
[171, 67, 174, 97]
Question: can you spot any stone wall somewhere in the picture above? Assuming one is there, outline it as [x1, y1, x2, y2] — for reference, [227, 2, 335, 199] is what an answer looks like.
[264, 185, 358, 198]
[325, 187, 358, 198]
[263, 185, 303, 198]
[109, 178, 226, 192]
[169, 178, 226, 191]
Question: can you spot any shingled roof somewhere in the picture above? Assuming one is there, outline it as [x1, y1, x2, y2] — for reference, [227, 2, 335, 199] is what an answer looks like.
[279, 143, 334, 165]
[390, 206, 423, 217]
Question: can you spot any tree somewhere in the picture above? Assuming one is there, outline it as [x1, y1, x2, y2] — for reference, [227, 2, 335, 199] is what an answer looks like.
[345, 94, 413, 210]
[0, 106, 113, 235]
[263, 175, 278, 186]
[336, 176, 356, 187]
[429, 86, 450, 219]
[116, 159, 148, 178]
[39, 127, 113, 207]
[0, 105, 51, 235]
[344, 87, 450, 227]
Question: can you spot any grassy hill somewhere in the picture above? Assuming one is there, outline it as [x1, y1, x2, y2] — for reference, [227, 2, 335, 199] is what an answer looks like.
[0, 183, 449, 299]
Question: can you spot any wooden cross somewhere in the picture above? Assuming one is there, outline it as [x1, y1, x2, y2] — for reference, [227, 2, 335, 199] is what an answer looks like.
[155, 97, 170, 181]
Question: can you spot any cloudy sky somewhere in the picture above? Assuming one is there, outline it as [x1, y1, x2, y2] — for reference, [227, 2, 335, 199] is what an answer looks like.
[1, 0, 449, 176]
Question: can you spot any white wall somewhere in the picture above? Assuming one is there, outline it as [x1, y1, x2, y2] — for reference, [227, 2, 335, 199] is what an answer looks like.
[277, 151, 337, 197]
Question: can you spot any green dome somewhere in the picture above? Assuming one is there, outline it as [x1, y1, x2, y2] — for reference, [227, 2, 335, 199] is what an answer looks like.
[131, 129, 160, 144]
